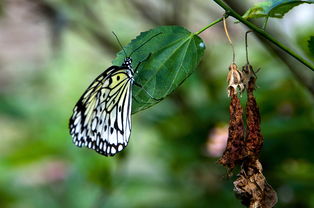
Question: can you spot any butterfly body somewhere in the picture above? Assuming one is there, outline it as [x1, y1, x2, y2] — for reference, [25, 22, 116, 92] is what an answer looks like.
[69, 58, 134, 156]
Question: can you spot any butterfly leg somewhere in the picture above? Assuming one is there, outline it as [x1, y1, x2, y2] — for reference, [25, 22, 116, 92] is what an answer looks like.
[134, 53, 152, 74]
[132, 94, 160, 105]
[133, 82, 162, 102]
[132, 95, 155, 105]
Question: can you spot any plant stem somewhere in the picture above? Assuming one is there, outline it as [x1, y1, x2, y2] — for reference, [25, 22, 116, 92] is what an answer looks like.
[194, 17, 224, 35]
[212, 0, 314, 72]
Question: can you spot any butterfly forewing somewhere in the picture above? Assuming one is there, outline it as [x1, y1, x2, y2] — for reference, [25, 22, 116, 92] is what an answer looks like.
[69, 66, 133, 156]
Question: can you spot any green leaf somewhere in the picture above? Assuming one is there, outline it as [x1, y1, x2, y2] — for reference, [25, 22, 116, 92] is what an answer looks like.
[112, 26, 205, 114]
[243, 0, 314, 19]
[308, 36, 314, 56]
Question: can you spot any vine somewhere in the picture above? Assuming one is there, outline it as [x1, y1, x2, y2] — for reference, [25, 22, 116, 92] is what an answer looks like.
[193, 0, 314, 72]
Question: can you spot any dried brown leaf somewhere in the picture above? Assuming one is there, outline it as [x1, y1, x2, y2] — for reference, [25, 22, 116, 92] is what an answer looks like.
[245, 66, 263, 158]
[219, 88, 245, 170]
[233, 159, 277, 208]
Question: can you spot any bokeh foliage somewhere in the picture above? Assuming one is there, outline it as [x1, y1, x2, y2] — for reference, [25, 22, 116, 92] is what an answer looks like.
[0, 0, 314, 208]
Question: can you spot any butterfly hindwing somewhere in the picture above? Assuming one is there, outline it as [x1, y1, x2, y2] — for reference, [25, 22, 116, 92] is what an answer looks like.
[69, 65, 133, 156]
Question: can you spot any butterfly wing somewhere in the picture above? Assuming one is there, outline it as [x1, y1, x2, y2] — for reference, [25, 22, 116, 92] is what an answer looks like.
[69, 66, 133, 156]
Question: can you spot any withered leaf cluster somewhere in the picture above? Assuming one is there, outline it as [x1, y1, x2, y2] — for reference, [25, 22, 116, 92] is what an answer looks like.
[219, 64, 277, 208]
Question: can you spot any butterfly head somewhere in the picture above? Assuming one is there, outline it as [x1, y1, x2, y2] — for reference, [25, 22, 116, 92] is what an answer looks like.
[122, 57, 132, 68]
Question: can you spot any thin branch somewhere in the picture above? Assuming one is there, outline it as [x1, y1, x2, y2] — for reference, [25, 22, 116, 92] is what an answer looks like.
[245, 30, 252, 65]
[212, 0, 314, 72]
[223, 16, 235, 64]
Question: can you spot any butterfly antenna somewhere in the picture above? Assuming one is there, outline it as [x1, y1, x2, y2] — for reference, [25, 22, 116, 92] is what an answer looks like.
[129, 32, 162, 57]
[112, 31, 127, 58]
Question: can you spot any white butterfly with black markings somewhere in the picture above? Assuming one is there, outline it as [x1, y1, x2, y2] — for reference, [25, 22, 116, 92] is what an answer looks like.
[69, 33, 161, 156]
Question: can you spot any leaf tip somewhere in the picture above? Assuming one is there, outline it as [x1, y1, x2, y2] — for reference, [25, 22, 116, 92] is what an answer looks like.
[308, 36, 314, 56]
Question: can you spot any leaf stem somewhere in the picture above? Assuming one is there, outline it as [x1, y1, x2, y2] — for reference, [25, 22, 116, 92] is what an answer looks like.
[194, 17, 224, 35]
[212, 0, 314, 72]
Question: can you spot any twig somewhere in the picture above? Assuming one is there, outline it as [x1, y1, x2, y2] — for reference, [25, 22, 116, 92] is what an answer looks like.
[212, 0, 314, 72]
[223, 15, 235, 64]
[245, 30, 252, 65]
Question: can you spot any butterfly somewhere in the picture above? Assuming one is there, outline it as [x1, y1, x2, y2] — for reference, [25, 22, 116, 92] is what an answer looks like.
[69, 33, 161, 156]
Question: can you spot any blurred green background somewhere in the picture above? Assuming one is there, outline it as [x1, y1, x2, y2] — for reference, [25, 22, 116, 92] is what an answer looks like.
[0, 0, 314, 207]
